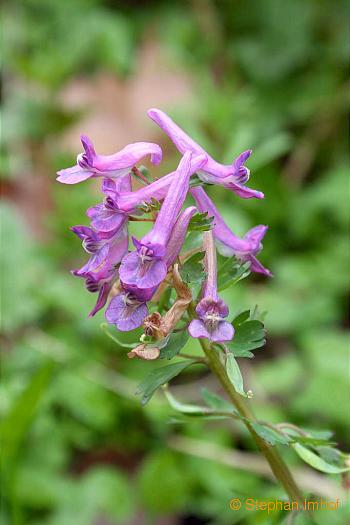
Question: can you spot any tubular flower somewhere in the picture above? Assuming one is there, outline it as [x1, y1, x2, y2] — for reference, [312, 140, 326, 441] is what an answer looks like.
[105, 206, 197, 331]
[71, 222, 129, 316]
[188, 231, 234, 343]
[57, 135, 162, 184]
[191, 186, 272, 276]
[86, 175, 131, 233]
[119, 152, 206, 290]
[147, 108, 263, 199]
[105, 292, 149, 332]
[113, 171, 175, 213]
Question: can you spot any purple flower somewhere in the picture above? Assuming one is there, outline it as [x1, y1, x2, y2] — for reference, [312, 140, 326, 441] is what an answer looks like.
[105, 293, 149, 331]
[57, 135, 162, 184]
[147, 108, 263, 199]
[189, 231, 234, 342]
[163, 206, 197, 267]
[113, 171, 175, 213]
[119, 152, 206, 290]
[191, 186, 272, 277]
[86, 175, 131, 232]
[89, 156, 201, 220]
[106, 206, 197, 331]
[71, 222, 128, 316]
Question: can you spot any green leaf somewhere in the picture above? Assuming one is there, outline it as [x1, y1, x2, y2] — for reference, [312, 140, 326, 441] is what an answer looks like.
[229, 348, 255, 358]
[180, 251, 205, 284]
[159, 330, 189, 360]
[250, 422, 290, 446]
[100, 323, 138, 349]
[281, 426, 335, 446]
[228, 313, 266, 355]
[217, 258, 251, 291]
[164, 388, 237, 419]
[136, 360, 197, 405]
[164, 389, 212, 415]
[137, 197, 162, 214]
[292, 443, 350, 474]
[317, 446, 343, 464]
[188, 211, 214, 232]
[292, 436, 336, 447]
[232, 310, 250, 326]
[225, 353, 248, 398]
[201, 388, 233, 411]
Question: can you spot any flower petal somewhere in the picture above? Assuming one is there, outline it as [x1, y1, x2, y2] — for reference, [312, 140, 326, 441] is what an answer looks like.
[56, 165, 93, 184]
[164, 206, 197, 267]
[210, 321, 234, 342]
[188, 319, 211, 339]
[105, 294, 148, 331]
[245, 255, 273, 277]
[88, 281, 112, 317]
[80, 135, 96, 164]
[119, 252, 167, 289]
[243, 225, 268, 246]
[93, 142, 162, 171]
[148, 108, 262, 199]
[89, 207, 126, 233]
[148, 108, 204, 155]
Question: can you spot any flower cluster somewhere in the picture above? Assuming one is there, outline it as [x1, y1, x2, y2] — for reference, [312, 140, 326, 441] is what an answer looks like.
[57, 108, 271, 346]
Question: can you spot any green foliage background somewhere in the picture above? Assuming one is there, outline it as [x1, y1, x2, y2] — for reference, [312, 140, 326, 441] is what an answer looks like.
[1, 1, 349, 524]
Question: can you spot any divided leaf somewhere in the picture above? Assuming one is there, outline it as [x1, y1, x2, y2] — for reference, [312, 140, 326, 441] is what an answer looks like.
[227, 312, 266, 355]
[137, 198, 162, 214]
[159, 330, 189, 360]
[217, 258, 251, 291]
[188, 212, 214, 232]
[180, 252, 205, 284]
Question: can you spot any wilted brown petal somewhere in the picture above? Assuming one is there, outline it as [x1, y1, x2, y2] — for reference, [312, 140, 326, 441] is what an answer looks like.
[127, 344, 160, 360]
[161, 264, 192, 335]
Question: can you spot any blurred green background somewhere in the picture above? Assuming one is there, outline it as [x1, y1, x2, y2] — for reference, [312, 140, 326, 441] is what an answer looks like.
[1, 1, 349, 524]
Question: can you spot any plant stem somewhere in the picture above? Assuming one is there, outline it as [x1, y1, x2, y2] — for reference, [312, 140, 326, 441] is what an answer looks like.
[129, 217, 154, 222]
[199, 337, 304, 503]
[131, 166, 149, 185]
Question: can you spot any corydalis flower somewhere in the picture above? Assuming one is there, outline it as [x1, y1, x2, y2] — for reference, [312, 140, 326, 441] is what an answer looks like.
[57, 135, 162, 184]
[86, 176, 131, 233]
[113, 171, 176, 213]
[106, 206, 197, 331]
[191, 186, 272, 276]
[71, 222, 128, 316]
[148, 108, 263, 199]
[105, 292, 149, 331]
[119, 152, 206, 290]
[189, 231, 234, 342]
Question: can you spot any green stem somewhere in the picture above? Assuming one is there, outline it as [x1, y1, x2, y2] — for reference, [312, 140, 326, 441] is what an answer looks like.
[199, 337, 303, 503]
